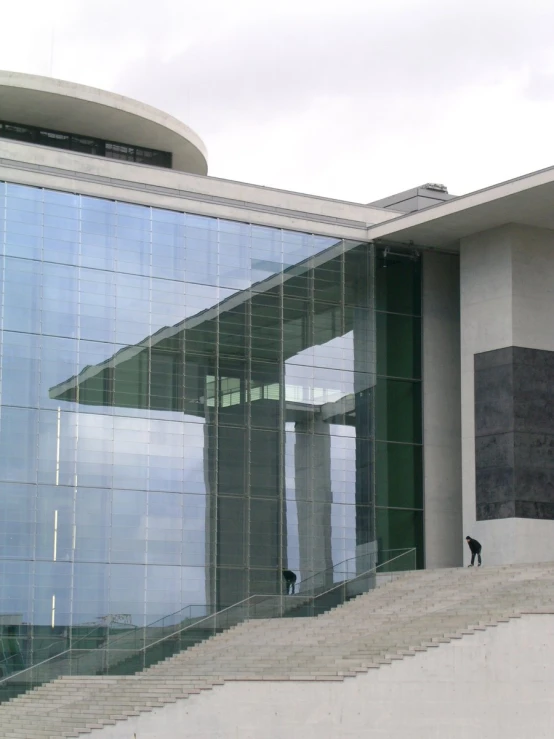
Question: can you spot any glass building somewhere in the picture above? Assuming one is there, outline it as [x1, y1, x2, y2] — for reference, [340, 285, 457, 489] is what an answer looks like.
[9, 70, 554, 683]
[0, 72, 429, 669]
[0, 182, 421, 636]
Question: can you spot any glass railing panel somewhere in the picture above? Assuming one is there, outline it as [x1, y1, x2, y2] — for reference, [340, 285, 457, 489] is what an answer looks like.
[295, 547, 414, 597]
[0, 548, 417, 702]
[299, 548, 417, 618]
[0, 647, 89, 704]
[0, 621, 113, 679]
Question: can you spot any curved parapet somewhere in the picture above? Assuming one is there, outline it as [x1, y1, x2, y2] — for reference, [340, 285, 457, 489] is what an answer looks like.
[0, 70, 208, 174]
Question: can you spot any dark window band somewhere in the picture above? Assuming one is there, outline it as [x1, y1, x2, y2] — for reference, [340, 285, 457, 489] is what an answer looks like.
[0, 119, 172, 169]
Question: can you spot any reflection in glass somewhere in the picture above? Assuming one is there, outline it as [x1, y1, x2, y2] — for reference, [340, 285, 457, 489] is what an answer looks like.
[0, 182, 422, 664]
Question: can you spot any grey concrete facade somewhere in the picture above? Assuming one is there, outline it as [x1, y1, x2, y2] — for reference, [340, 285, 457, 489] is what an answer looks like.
[0, 70, 208, 174]
[0, 141, 392, 240]
[369, 184, 456, 213]
[460, 225, 554, 564]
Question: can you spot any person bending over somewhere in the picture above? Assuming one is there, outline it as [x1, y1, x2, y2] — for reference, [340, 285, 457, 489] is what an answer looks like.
[282, 569, 297, 594]
[466, 536, 482, 567]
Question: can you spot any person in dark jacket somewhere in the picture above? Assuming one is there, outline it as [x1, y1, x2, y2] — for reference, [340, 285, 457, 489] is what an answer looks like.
[282, 569, 297, 595]
[466, 536, 482, 567]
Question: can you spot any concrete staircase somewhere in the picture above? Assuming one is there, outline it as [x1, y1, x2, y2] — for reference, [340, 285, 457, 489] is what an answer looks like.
[2, 562, 554, 738]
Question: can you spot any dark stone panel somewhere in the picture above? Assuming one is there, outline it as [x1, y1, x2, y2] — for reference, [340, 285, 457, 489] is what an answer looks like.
[474, 364, 514, 436]
[475, 433, 514, 469]
[475, 467, 514, 504]
[514, 501, 554, 519]
[513, 361, 554, 434]
[513, 346, 554, 373]
[514, 433, 554, 469]
[475, 346, 554, 521]
[477, 501, 516, 520]
[514, 466, 554, 503]
[474, 346, 514, 371]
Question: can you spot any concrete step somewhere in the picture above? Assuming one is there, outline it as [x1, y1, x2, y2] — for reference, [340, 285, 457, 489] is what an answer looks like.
[3, 562, 554, 738]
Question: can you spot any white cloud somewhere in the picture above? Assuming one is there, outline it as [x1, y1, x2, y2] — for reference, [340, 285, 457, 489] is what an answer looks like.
[2, 0, 554, 202]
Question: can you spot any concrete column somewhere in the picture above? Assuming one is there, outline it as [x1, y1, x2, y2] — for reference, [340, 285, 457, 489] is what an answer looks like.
[460, 224, 554, 565]
[422, 251, 462, 568]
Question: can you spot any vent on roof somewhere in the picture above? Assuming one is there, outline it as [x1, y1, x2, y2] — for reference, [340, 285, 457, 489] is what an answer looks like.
[422, 183, 448, 193]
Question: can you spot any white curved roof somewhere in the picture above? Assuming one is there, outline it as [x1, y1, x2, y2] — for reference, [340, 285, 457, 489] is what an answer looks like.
[0, 70, 208, 175]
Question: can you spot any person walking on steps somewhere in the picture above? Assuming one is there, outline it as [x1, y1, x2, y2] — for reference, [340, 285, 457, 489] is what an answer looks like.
[282, 569, 297, 595]
[466, 536, 482, 567]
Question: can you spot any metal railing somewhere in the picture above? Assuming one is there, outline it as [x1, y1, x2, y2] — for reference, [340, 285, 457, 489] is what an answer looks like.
[0, 547, 416, 704]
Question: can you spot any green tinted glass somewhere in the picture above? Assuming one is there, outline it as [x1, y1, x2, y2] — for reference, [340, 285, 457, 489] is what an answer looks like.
[376, 508, 424, 568]
[376, 442, 423, 509]
[376, 251, 421, 315]
[376, 312, 421, 379]
[375, 379, 422, 443]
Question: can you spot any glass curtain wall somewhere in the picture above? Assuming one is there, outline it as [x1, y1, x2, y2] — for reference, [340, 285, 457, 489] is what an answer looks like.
[375, 248, 423, 568]
[0, 182, 405, 669]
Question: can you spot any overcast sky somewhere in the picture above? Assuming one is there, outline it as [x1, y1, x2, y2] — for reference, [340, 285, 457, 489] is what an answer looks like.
[2, 0, 554, 203]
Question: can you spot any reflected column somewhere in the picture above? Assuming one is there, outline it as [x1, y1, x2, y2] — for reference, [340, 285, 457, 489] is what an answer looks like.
[294, 414, 333, 590]
[353, 285, 377, 572]
[203, 401, 217, 610]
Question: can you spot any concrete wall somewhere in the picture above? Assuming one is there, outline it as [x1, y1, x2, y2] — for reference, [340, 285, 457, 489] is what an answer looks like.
[460, 224, 554, 565]
[369, 185, 455, 213]
[96, 615, 554, 739]
[0, 139, 398, 240]
[422, 251, 462, 567]
[0, 70, 209, 175]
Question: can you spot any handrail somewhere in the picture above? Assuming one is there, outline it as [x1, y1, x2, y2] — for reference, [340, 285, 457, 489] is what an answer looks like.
[131, 548, 417, 656]
[42, 548, 410, 658]
[296, 547, 414, 593]
[284, 547, 416, 607]
[137, 602, 202, 631]
[300, 547, 416, 602]
[109, 549, 410, 642]
[0, 594, 264, 686]
[0, 618, 121, 673]
[128, 596, 292, 656]
[119, 547, 412, 637]
[0, 547, 416, 687]
[0, 650, 69, 686]
[78, 604, 195, 654]
[0, 602, 214, 679]
[174, 549, 419, 662]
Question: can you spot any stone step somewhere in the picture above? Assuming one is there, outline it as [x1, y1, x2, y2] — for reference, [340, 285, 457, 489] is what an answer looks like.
[3, 562, 554, 738]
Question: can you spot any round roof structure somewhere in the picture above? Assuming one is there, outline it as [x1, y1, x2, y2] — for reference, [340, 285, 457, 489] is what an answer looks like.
[0, 70, 208, 175]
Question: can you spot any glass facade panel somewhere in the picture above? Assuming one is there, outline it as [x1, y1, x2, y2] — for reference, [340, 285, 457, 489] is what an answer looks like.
[375, 508, 424, 569]
[376, 442, 423, 509]
[0, 182, 422, 666]
[376, 249, 421, 315]
[374, 245, 423, 570]
[375, 379, 422, 444]
[376, 313, 421, 379]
